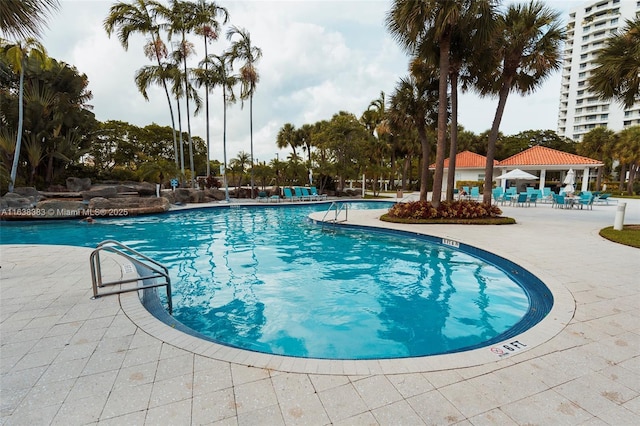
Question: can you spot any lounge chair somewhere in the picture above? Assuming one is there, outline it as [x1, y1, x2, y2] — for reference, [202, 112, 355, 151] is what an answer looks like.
[283, 187, 298, 201]
[594, 193, 615, 205]
[470, 186, 480, 200]
[257, 191, 268, 202]
[528, 192, 538, 206]
[310, 186, 327, 200]
[301, 187, 315, 201]
[294, 187, 310, 201]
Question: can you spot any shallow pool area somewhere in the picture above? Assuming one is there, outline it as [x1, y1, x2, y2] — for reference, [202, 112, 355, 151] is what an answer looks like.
[0, 200, 552, 359]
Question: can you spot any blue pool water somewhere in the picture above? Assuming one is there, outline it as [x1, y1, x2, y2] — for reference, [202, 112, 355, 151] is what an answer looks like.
[0, 201, 550, 359]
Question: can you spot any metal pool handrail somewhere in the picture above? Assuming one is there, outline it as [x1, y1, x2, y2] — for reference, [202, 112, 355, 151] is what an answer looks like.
[90, 239, 173, 315]
[321, 201, 349, 228]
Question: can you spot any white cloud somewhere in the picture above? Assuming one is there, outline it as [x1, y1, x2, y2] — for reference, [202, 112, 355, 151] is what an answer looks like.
[42, 0, 572, 165]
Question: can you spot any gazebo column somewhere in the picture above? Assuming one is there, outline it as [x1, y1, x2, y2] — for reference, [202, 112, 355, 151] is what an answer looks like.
[539, 169, 547, 190]
[582, 167, 590, 192]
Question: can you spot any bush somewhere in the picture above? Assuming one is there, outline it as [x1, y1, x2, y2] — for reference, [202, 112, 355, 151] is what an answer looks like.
[388, 200, 502, 220]
[197, 175, 222, 189]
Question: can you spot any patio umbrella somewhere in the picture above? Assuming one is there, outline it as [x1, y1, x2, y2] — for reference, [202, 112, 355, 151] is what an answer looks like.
[496, 169, 538, 193]
[563, 169, 575, 194]
[496, 169, 539, 180]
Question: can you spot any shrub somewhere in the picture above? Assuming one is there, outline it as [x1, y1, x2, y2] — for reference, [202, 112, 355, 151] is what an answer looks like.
[388, 200, 502, 220]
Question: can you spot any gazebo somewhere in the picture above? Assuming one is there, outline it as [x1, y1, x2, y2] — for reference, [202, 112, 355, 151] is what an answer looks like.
[433, 146, 604, 193]
[497, 146, 604, 193]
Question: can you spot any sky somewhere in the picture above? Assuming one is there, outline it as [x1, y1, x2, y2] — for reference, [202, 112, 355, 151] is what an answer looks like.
[39, 0, 583, 164]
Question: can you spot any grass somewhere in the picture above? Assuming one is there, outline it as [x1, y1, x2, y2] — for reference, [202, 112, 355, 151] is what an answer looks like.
[599, 225, 640, 249]
[380, 213, 516, 225]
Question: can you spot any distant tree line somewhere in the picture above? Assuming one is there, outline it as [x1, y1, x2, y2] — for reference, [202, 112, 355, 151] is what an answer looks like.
[1, 0, 638, 195]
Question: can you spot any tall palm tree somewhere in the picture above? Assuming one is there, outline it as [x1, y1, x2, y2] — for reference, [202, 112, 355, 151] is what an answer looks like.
[165, 46, 202, 182]
[104, 0, 180, 170]
[226, 26, 262, 197]
[191, 0, 228, 177]
[415, 4, 496, 201]
[386, 0, 494, 207]
[474, 1, 564, 204]
[156, 0, 199, 186]
[134, 60, 182, 167]
[0, 0, 59, 40]
[389, 67, 439, 201]
[2, 39, 49, 192]
[193, 53, 237, 201]
[588, 17, 640, 110]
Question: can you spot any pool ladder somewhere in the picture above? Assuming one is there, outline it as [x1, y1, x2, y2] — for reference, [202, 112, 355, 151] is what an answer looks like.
[90, 240, 173, 315]
[320, 201, 349, 230]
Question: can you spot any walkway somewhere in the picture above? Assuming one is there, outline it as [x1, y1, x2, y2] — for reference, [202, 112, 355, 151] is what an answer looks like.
[1, 198, 639, 425]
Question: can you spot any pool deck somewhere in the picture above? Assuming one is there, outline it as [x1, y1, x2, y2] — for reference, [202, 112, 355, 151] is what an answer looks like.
[1, 196, 639, 425]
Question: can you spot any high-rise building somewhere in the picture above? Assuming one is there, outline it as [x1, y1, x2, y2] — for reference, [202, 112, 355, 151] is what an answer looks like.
[557, 0, 640, 141]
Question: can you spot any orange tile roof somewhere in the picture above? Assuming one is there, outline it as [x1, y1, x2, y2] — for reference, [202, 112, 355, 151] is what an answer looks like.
[429, 150, 497, 169]
[499, 146, 602, 166]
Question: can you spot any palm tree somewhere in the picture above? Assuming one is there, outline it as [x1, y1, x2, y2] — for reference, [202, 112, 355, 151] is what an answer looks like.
[229, 150, 250, 190]
[2, 39, 49, 192]
[226, 26, 262, 197]
[104, 0, 180, 170]
[474, 1, 564, 204]
[588, 17, 640, 110]
[166, 47, 202, 183]
[193, 53, 237, 201]
[415, 5, 496, 201]
[577, 127, 616, 190]
[614, 126, 640, 194]
[389, 67, 440, 201]
[0, 0, 59, 40]
[386, 0, 494, 207]
[23, 134, 45, 186]
[133, 58, 181, 166]
[276, 123, 299, 158]
[156, 0, 199, 186]
[191, 0, 228, 177]
[297, 124, 314, 170]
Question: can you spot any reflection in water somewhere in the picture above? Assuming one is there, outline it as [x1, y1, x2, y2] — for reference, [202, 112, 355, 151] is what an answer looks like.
[0, 202, 531, 359]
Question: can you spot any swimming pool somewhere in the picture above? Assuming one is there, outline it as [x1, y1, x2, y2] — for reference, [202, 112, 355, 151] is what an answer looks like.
[0, 200, 552, 359]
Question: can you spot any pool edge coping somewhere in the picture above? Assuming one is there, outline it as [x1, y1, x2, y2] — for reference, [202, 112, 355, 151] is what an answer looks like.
[116, 209, 575, 375]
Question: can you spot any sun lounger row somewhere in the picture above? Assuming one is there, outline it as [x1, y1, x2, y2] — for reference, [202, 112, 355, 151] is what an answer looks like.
[282, 187, 327, 202]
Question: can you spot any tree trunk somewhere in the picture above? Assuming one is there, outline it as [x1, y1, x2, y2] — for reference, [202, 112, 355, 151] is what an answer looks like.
[222, 86, 229, 201]
[204, 35, 211, 177]
[8, 66, 25, 193]
[402, 155, 410, 190]
[183, 50, 195, 188]
[176, 94, 185, 184]
[417, 124, 430, 202]
[431, 35, 451, 207]
[446, 72, 459, 202]
[152, 31, 179, 171]
[483, 80, 512, 204]
[250, 94, 255, 197]
[627, 163, 637, 194]
[619, 164, 626, 190]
